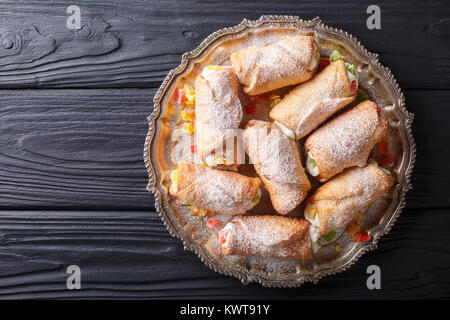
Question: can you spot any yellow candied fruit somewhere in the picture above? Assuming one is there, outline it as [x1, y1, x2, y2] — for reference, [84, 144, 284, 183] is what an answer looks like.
[269, 94, 281, 100]
[197, 208, 208, 217]
[206, 65, 223, 72]
[354, 212, 363, 221]
[269, 94, 282, 107]
[170, 169, 178, 188]
[346, 224, 361, 237]
[201, 161, 208, 167]
[335, 245, 342, 252]
[180, 109, 195, 122]
[305, 206, 316, 220]
[190, 206, 213, 217]
[183, 83, 196, 103]
[185, 100, 195, 109]
[182, 122, 195, 135]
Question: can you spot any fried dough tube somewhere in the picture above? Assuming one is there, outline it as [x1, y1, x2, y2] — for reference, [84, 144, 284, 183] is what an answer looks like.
[169, 161, 261, 215]
[219, 215, 313, 259]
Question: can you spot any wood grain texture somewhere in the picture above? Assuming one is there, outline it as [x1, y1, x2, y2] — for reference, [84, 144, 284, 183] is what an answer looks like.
[0, 0, 448, 89]
[0, 0, 448, 300]
[0, 89, 447, 209]
[0, 208, 448, 299]
[0, 89, 155, 209]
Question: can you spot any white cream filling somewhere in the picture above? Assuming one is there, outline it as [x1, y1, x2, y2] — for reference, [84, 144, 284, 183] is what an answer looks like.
[204, 154, 217, 167]
[308, 45, 320, 71]
[345, 63, 358, 88]
[306, 151, 320, 177]
[274, 121, 295, 140]
[201, 67, 214, 78]
[220, 223, 233, 247]
[202, 65, 224, 78]
[249, 188, 262, 209]
[305, 208, 344, 253]
[305, 212, 321, 253]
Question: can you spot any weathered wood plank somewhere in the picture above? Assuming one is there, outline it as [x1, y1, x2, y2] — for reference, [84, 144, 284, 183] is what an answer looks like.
[0, 208, 448, 299]
[0, 88, 446, 209]
[0, 0, 448, 89]
[0, 89, 155, 209]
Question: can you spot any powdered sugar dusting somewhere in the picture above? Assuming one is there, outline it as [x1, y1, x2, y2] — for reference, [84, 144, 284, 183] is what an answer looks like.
[194, 66, 243, 160]
[305, 100, 389, 181]
[222, 215, 313, 259]
[243, 120, 310, 214]
[269, 60, 356, 139]
[230, 35, 317, 95]
[306, 163, 394, 235]
[169, 161, 261, 215]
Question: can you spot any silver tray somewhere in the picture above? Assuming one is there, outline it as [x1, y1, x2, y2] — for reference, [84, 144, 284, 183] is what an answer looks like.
[143, 15, 416, 287]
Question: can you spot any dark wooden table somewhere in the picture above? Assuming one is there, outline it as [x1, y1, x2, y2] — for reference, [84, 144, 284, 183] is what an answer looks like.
[0, 0, 449, 299]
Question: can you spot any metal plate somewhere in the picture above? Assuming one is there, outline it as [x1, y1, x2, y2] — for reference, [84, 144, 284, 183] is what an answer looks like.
[143, 15, 416, 287]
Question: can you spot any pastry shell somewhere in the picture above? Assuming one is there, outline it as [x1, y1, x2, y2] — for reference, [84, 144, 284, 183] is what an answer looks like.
[143, 15, 416, 287]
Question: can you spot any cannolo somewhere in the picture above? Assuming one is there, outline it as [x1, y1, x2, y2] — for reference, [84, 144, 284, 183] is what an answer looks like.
[194, 65, 243, 167]
[219, 215, 313, 259]
[230, 35, 320, 96]
[304, 163, 394, 251]
[169, 161, 261, 215]
[269, 60, 358, 140]
[243, 120, 311, 214]
[305, 100, 389, 181]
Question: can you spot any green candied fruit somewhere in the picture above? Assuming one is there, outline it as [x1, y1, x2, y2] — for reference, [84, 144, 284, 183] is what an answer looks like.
[317, 231, 337, 246]
[309, 157, 317, 168]
[345, 64, 356, 76]
[356, 88, 369, 103]
[252, 191, 261, 204]
[322, 231, 337, 242]
[380, 167, 392, 176]
[329, 49, 342, 62]
[179, 199, 190, 206]
[314, 51, 320, 60]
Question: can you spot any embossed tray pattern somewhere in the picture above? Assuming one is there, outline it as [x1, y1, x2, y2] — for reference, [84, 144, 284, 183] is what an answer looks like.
[143, 16, 416, 287]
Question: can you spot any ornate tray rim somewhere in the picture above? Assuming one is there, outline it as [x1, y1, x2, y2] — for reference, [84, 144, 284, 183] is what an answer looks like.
[143, 15, 416, 287]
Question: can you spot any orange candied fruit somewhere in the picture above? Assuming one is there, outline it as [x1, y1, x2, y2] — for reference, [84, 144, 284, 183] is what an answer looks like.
[355, 231, 370, 243]
[346, 224, 361, 237]
[173, 89, 186, 106]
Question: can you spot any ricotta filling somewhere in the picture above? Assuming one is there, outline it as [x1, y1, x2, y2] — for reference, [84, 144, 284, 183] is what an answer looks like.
[220, 223, 233, 248]
[305, 212, 322, 253]
[345, 62, 358, 88]
[306, 151, 320, 177]
[308, 44, 320, 71]
[305, 206, 342, 253]
[204, 154, 215, 167]
[274, 121, 295, 140]
[201, 65, 222, 78]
